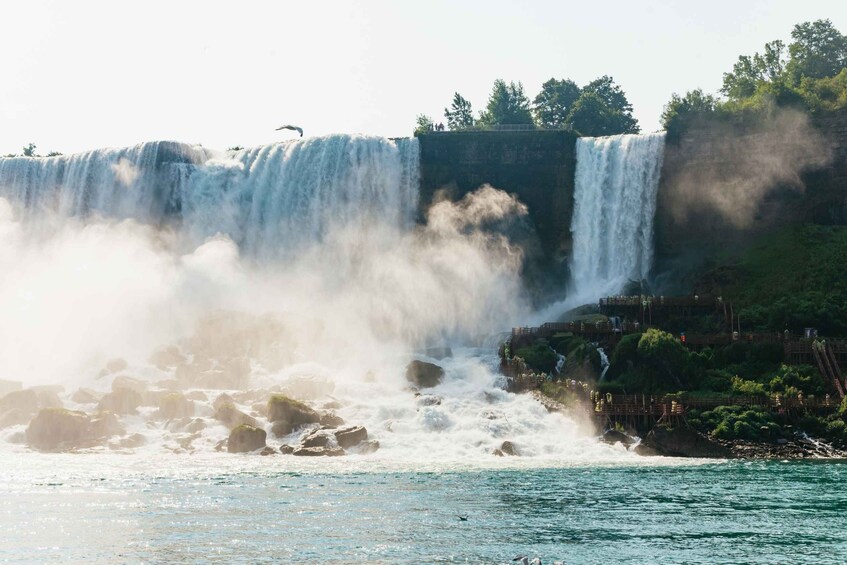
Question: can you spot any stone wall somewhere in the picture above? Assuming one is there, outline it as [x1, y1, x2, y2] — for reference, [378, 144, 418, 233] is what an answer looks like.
[654, 109, 847, 288]
[417, 130, 578, 286]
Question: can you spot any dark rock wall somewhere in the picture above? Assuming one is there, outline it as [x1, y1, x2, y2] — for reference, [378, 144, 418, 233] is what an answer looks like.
[417, 130, 579, 293]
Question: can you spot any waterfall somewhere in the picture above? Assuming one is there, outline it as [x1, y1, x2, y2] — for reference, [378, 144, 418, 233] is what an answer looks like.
[0, 135, 420, 256]
[0, 141, 210, 223]
[569, 133, 665, 301]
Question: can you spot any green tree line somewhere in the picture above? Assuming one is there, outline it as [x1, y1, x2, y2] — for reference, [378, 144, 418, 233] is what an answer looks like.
[417, 75, 640, 137]
[662, 19, 847, 140]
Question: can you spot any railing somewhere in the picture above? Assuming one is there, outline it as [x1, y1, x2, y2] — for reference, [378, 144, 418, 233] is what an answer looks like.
[599, 295, 721, 308]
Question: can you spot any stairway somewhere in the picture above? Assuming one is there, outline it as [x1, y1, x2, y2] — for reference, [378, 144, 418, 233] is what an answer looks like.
[813, 341, 845, 400]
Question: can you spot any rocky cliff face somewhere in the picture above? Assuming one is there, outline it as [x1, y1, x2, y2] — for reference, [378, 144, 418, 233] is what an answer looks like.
[654, 109, 847, 289]
[417, 130, 578, 298]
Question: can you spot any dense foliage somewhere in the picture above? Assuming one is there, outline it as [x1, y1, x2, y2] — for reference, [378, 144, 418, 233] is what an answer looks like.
[419, 75, 640, 135]
[662, 19, 847, 140]
[699, 225, 847, 335]
[476, 80, 534, 127]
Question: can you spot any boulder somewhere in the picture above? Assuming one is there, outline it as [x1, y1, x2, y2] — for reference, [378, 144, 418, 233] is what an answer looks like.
[26, 408, 94, 451]
[279, 444, 295, 454]
[334, 426, 368, 449]
[405, 360, 444, 388]
[319, 412, 345, 427]
[267, 395, 320, 436]
[292, 446, 345, 457]
[635, 425, 732, 458]
[90, 412, 125, 438]
[601, 429, 636, 446]
[213, 393, 236, 411]
[111, 433, 146, 449]
[260, 446, 277, 456]
[157, 393, 195, 420]
[0, 389, 40, 418]
[227, 425, 267, 453]
[301, 430, 332, 448]
[97, 388, 142, 415]
[71, 388, 101, 404]
[357, 440, 380, 454]
[185, 418, 207, 434]
[111, 376, 147, 395]
[499, 441, 518, 456]
[214, 402, 258, 430]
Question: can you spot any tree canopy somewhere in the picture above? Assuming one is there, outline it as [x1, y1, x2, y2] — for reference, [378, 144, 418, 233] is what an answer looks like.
[533, 78, 581, 129]
[477, 79, 534, 127]
[444, 92, 474, 130]
[665, 19, 847, 140]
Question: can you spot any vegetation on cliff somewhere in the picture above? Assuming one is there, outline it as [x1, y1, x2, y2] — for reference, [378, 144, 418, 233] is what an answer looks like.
[417, 75, 639, 136]
[662, 19, 847, 140]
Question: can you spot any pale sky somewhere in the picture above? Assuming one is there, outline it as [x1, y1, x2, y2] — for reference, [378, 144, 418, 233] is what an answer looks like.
[2, 0, 845, 155]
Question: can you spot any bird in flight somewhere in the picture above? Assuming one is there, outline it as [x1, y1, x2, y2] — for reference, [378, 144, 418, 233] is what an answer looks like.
[275, 124, 303, 137]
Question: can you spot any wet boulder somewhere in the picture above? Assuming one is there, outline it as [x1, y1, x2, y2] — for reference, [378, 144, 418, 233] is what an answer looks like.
[0, 389, 59, 429]
[227, 424, 267, 453]
[405, 360, 444, 388]
[111, 376, 147, 395]
[334, 426, 368, 449]
[71, 388, 101, 404]
[279, 444, 295, 454]
[26, 408, 98, 451]
[97, 388, 142, 415]
[156, 393, 195, 420]
[292, 446, 345, 457]
[319, 412, 345, 427]
[500, 441, 519, 456]
[357, 440, 380, 454]
[214, 402, 258, 430]
[601, 429, 636, 446]
[213, 393, 236, 411]
[301, 429, 332, 448]
[267, 395, 320, 436]
[635, 425, 732, 458]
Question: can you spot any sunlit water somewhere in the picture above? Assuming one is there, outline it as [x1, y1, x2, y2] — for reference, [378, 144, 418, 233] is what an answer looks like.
[2, 456, 845, 563]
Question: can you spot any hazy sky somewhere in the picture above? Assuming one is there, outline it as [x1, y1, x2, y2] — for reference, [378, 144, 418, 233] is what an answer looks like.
[2, 0, 845, 155]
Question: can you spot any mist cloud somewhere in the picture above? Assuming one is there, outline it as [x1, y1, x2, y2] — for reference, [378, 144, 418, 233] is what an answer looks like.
[663, 108, 832, 228]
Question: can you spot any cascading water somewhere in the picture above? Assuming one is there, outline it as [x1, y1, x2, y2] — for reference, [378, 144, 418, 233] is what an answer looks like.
[0, 135, 420, 257]
[569, 133, 665, 302]
[0, 133, 625, 464]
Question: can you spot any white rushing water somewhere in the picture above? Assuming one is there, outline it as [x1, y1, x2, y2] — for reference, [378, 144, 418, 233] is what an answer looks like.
[569, 133, 665, 303]
[0, 134, 636, 464]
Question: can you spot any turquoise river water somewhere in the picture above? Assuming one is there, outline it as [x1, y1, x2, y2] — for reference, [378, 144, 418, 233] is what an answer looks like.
[1, 455, 845, 564]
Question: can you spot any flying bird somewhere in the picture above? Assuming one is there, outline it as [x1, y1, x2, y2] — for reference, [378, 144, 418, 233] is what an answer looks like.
[275, 124, 303, 137]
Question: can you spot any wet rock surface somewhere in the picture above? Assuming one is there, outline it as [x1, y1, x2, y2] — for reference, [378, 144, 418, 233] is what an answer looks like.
[227, 425, 267, 453]
[405, 360, 444, 388]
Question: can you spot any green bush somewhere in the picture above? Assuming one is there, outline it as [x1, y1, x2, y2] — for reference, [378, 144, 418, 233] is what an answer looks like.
[514, 343, 558, 374]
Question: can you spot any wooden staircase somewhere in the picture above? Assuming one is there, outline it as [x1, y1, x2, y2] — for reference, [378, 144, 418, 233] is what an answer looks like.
[812, 341, 845, 400]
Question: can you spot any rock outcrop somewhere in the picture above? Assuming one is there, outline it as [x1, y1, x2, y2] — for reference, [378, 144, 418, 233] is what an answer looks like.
[156, 393, 195, 420]
[227, 424, 267, 453]
[405, 360, 444, 388]
[214, 402, 258, 429]
[635, 425, 732, 458]
[267, 395, 320, 436]
[334, 426, 368, 449]
[26, 408, 124, 451]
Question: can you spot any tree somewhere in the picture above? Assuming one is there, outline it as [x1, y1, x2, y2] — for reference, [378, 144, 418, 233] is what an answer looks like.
[787, 19, 847, 83]
[566, 90, 640, 137]
[477, 79, 534, 127]
[722, 40, 787, 99]
[444, 92, 474, 130]
[661, 89, 719, 139]
[581, 76, 640, 133]
[533, 78, 581, 128]
[22, 143, 37, 157]
[414, 114, 434, 135]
